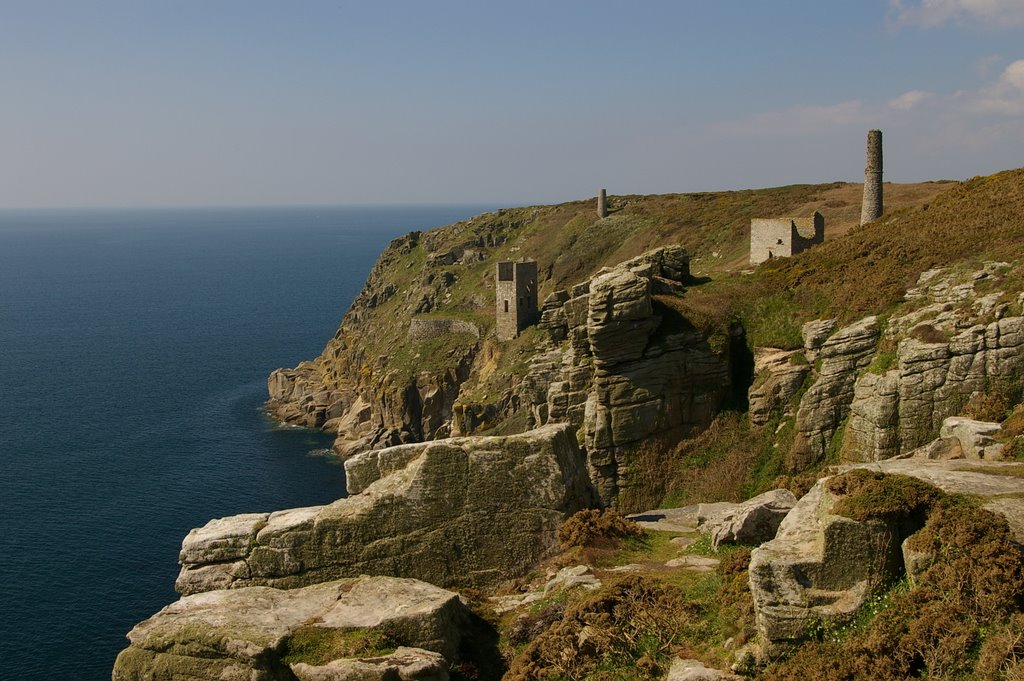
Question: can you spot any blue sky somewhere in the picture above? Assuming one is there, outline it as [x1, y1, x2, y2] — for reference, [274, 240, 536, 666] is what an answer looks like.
[2, 0, 1024, 208]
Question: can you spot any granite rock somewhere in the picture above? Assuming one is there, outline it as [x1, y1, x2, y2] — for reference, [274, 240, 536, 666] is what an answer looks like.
[113, 576, 467, 681]
[176, 424, 597, 594]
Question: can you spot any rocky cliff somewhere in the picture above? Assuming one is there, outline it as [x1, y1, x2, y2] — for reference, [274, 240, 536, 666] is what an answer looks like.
[746, 262, 1024, 470]
[176, 424, 596, 595]
[264, 180, 957, 508]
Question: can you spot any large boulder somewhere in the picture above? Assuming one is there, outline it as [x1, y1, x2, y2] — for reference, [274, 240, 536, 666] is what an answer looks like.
[750, 460, 1024, 657]
[697, 489, 797, 549]
[748, 479, 906, 657]
[176, 424, 597, 594]
[938, 416, 1004, 460]
[113, 576, 467, 681]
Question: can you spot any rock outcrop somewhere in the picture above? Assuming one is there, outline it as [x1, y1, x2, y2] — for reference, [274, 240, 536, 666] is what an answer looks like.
[788, 316, 880, 469]
[113, 576, 468, 681]
[176, 424, 597, 595]
[843, 264, 1024, 462]
[518, 246, 735, 506]
[748, 349, 811, 426]
[749, 460, 1024, 657]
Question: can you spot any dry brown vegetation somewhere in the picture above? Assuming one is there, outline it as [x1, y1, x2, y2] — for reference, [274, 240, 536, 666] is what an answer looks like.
[557, 509, 645, 549]
[766, 492, 1024, 681]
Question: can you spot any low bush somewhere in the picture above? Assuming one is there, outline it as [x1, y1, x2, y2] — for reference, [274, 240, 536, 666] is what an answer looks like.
[766, 488, 1024, 680]
[558, 509, 644, 549]
[504, 576, 703, 681]
[826, 470, 941, 523]
[909, 323, 947, 344]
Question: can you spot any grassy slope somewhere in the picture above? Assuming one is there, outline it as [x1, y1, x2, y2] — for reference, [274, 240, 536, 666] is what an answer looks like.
[678, 169, 1024, 349]
[342, 179, 959, 391]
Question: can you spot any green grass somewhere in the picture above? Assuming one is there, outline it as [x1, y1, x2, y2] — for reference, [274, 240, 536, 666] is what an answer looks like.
[281, 626, 398, 666]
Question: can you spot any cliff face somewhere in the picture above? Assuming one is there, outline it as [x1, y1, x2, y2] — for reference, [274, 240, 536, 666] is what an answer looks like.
[748, 262, 1024, 468]
[265, 205, 747, 507]
[176, 424, 597, 594]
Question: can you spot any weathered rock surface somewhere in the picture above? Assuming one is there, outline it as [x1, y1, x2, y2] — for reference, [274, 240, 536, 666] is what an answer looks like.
[750, 459, 1024, 657]
[938, 416, 1004, 460]
[176, 424, 597, 594]
[697, 489, 797, 549]
[291, 648, 449, 681]
[748, 349, 810, 426]
[843, 264, 1024, 461]
[789, 316, 880, 469]
[749, 479, 904, 657]
[664, 657, 741, 681]
[113, 576, 467, 681]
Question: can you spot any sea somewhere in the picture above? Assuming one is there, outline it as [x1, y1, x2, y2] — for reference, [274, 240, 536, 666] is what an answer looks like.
[0, 205, 496, 680]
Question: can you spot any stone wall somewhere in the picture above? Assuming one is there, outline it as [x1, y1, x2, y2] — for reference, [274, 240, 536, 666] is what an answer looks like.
[496, 260, 539, 340]
[750, 212, 824, 265]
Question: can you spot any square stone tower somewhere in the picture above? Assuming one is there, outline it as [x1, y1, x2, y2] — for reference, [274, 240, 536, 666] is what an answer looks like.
[496, 260, 539, 340]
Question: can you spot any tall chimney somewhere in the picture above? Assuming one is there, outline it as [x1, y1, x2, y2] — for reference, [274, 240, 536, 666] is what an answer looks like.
[597, 189, 607, 218]
[860, 130, 883, 225]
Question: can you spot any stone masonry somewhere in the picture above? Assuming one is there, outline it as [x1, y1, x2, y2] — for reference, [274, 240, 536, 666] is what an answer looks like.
[860, 129, 883, 225]
[749, 212, 824, 265]
[496, 260, 539, 340]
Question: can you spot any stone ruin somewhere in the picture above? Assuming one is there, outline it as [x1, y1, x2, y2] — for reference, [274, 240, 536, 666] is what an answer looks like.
[597, 188, 608, 218]
[495, 260, 539, 340]
[749, 211, 824, 265]
[860, 129, 883, 225]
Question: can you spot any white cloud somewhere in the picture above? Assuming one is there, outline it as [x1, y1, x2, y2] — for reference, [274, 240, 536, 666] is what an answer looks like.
[889, 90, 933, 110]
[890, 0, 1024, 28]
[974, 59, 1024, 114]
[712, 100, 869, 137]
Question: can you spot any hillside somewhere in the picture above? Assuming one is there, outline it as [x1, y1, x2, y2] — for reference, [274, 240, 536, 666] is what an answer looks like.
[120, 168, 1024, 681]
[265, 177, 962, 466]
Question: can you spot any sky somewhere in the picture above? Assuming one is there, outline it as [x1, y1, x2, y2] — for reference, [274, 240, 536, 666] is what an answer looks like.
[2, 0, 1024, 208]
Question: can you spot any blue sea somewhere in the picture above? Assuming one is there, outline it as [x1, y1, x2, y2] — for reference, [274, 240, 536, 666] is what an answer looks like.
[0, 205, 495, 680]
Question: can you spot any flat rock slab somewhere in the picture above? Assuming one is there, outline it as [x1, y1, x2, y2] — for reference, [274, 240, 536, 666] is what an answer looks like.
[665, 657, 741, 680]
[671, 536, 697, 549]
[291, 647, 449, 681]
[176, 424, 597, 595]
[627, 505, 700, 533]
[665, 556, 720, 572]
[113, 576, 468, 681]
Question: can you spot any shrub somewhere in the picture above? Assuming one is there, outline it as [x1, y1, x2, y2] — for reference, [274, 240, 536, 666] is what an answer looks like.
[826, 470, 941, 523]
[766, 488, 1024, 680]
[772, 471, 821, 499]
[504, 576, 700, 681]
[557, 509, 644, 549]
[909, 323, 947, 344]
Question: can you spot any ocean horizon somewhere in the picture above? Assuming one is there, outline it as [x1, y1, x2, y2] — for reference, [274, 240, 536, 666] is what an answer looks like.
[0, 204, 497, 679]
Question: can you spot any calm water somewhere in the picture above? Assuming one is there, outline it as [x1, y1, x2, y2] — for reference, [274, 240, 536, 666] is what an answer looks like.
[0, 205, 494, 679]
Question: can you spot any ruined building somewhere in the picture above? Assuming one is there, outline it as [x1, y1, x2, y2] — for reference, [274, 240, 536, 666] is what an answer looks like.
[860, 129, 883, 225]
[749, 212, 824, 265]
[597, 188, 608, 218]
[496, 260, 539, 340]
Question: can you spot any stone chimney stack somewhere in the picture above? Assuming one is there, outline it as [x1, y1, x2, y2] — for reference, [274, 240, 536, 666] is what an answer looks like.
[597, 189, 607, 218]
[860, 130, 883, 225]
